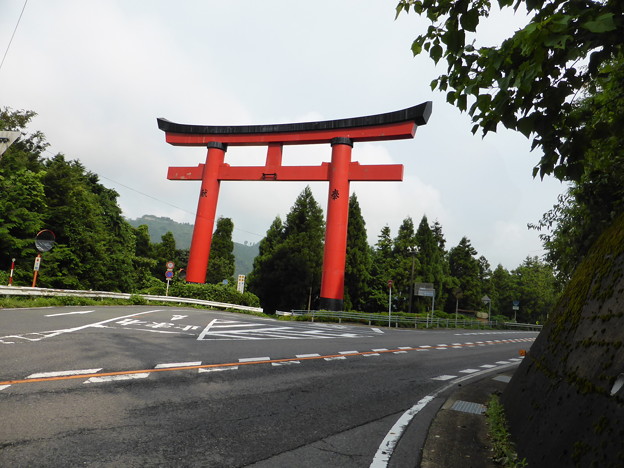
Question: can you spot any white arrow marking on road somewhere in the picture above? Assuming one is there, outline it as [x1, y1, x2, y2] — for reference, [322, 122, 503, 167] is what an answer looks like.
[171, 315, 188, 321]
[45, 310, 95, 317]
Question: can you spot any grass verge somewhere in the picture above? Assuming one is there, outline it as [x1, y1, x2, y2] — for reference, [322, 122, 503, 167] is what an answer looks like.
[485, 394, 528, 467]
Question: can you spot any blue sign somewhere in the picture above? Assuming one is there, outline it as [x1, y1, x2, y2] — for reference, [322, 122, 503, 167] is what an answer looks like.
[165, 270, 174, 279]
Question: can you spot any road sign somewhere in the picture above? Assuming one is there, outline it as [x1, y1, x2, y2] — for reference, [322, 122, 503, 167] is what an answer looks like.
[33, 255, 41, 271]
[387, 280, 393, 288]
[166, 261, 175, 270]
[0, 131, 20, 159]
[165, 270, 174, 279]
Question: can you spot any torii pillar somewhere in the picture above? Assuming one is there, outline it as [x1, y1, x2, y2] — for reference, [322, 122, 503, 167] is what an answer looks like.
[158, 102, 432, 311]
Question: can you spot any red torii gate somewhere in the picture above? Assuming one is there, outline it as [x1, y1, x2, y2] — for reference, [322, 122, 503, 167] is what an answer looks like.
[157, 102, 432, 311]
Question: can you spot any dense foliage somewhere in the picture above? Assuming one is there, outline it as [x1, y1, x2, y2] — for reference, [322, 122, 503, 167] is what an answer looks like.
[396, 0, 623, 181]
[247, 189, 558, 322]
[0, 108, 255, 305]
[396, 0, 623, 294]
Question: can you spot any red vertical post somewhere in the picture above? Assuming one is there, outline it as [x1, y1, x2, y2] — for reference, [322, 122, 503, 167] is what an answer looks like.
[319, 137, 353, 311]
[186, 142, 227, 283]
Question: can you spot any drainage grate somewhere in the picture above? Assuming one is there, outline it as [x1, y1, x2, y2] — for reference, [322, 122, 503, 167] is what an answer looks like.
[450, 400, 486, 415]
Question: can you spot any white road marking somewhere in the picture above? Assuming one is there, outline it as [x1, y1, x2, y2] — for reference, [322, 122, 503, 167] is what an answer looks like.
[27, 368, 102, 379]
[85, 373, 150, 383]
[324, 356, 347, 361]
[371, 360, 524, 467]
[45, 310, 95, 317]
[372, 348, 389, 352]
[339, 351, 359, 355]
[459, 368, 480, 374]
[432, 375, 456, 381]
[363, 353, 380, 357]
[480, 364, 497, 368]
[272, 361, 300, 366]
[0, 385, 11, 391]
[296, 353, 321, 358]
[0, 309, 162, 344]
[197, 318, 218, 341]
[198, 366, 238, 373]
[496, 360, 511, 364]
[154, 362, 201, 369]
[238, 357, 270, 363]
[170, 315, 188, 321]
[372, 328, 384, 333]
[393, 351, 407, 354]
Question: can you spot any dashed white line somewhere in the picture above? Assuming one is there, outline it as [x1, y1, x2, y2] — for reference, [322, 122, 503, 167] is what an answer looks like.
[272, 361, 300, 366]
[325, 356, 347, 361]
[432, 375, 456, 381]
[296, 353, 321, 358]
[85, 373, 150, 384]
[27, 369, 102, 379]
[459, 368, 480, 374]
[238, 357, 271, 363]
[154, 362, 201, 369]
[496, 360, 511, 364]
[0, 385, 11, 391]
[480, 364, 497, 368]
[198, 366, 238, 373]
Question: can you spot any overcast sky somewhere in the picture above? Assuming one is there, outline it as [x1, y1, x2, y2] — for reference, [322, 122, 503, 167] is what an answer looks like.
[1, 0, 566, 270]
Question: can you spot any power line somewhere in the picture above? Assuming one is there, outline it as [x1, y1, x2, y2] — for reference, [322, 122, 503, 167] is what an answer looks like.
[0, 0, 28, 75]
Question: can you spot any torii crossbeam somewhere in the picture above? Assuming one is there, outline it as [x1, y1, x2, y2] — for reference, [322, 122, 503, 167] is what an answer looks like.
[158, 102, 432, 311]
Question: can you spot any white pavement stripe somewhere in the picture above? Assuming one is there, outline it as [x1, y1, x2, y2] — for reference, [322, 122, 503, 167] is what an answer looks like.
[363, 353, 380, 357]
[197, 319, 218, 341]
[154, 362, 201, 369]
[459, 369, 480, 374]
[238, 357, 271, 363]
[393, 351, 408, 354]
[370, 394, 435, 467]
[324, 356, 347, 361]
[339, 351, 359, 355]
[496, 361, 511, 364]
[296, 353, 321, 358]
[398, 347, 412, 350]
[85, 373, 150, 384]
[432, 375, 456, 381]
[419, 345, 432, 348]
[480, 364, 497, 368]
[437, 344, 448, 347]
[45, 310, 95, 317]
[198, 366, 238, 373]
[372, 328, 384, 333]
[0, 385, 10, 391]
[372, 348, 389, 352]
[272, 361, 300, 366]
[27, 368, 102, 379]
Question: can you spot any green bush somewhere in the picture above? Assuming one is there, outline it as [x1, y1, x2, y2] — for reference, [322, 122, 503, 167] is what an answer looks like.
[169, 282, 260, 307]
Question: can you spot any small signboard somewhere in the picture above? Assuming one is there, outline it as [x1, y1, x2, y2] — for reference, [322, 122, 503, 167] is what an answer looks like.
[165, 270, 174, 279]
[33, 256, 41, 271]
[237, 274, 246, 293]
[166, 261, 175, 270]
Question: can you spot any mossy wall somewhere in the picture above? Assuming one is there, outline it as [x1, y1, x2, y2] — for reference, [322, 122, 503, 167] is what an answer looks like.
[502, 213, 624, 467]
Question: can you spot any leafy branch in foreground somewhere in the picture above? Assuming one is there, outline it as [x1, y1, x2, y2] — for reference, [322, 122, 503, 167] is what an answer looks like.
[396, 0, 623, 181]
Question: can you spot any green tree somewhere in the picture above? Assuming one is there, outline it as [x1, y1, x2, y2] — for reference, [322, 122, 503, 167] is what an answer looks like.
[248, 216, 285, 313]
[344, 193, 372, 311]
[414, 215, 450, 313]
[396, 0, 624, 181]
[391, 217, 419, 311]
[447, 237, 482, 312]
[511, 256, 558, 323]
[248, 187, 325, 313]
[529, 55, 624, 284]
[490, 264, 515, 319]
[206, 217, 235, 284]
[370, 225, 395, 312]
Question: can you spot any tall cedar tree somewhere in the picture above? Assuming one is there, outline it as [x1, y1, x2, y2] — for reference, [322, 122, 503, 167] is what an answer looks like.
[247, 216, 285, 313]
[344, 194, 372, 311]
[248, 187, 325, 313]
[447, 237, 482, 312]
[369, 225, 395, 311]
[206, 217, 235, 284]
[391, 217, 419, 312]
[413, 215, 445, 313]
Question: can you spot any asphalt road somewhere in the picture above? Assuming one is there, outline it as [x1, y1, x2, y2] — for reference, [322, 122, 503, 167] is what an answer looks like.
[0, 305, 536, 467]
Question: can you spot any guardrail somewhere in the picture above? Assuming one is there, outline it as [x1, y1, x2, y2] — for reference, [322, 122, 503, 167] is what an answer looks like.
[0, 285, 264, 314]
[279, 309, 542, 331]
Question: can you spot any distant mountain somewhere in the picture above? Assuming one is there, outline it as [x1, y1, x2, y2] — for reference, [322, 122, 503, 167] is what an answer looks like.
[126, 215, 259, 277]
